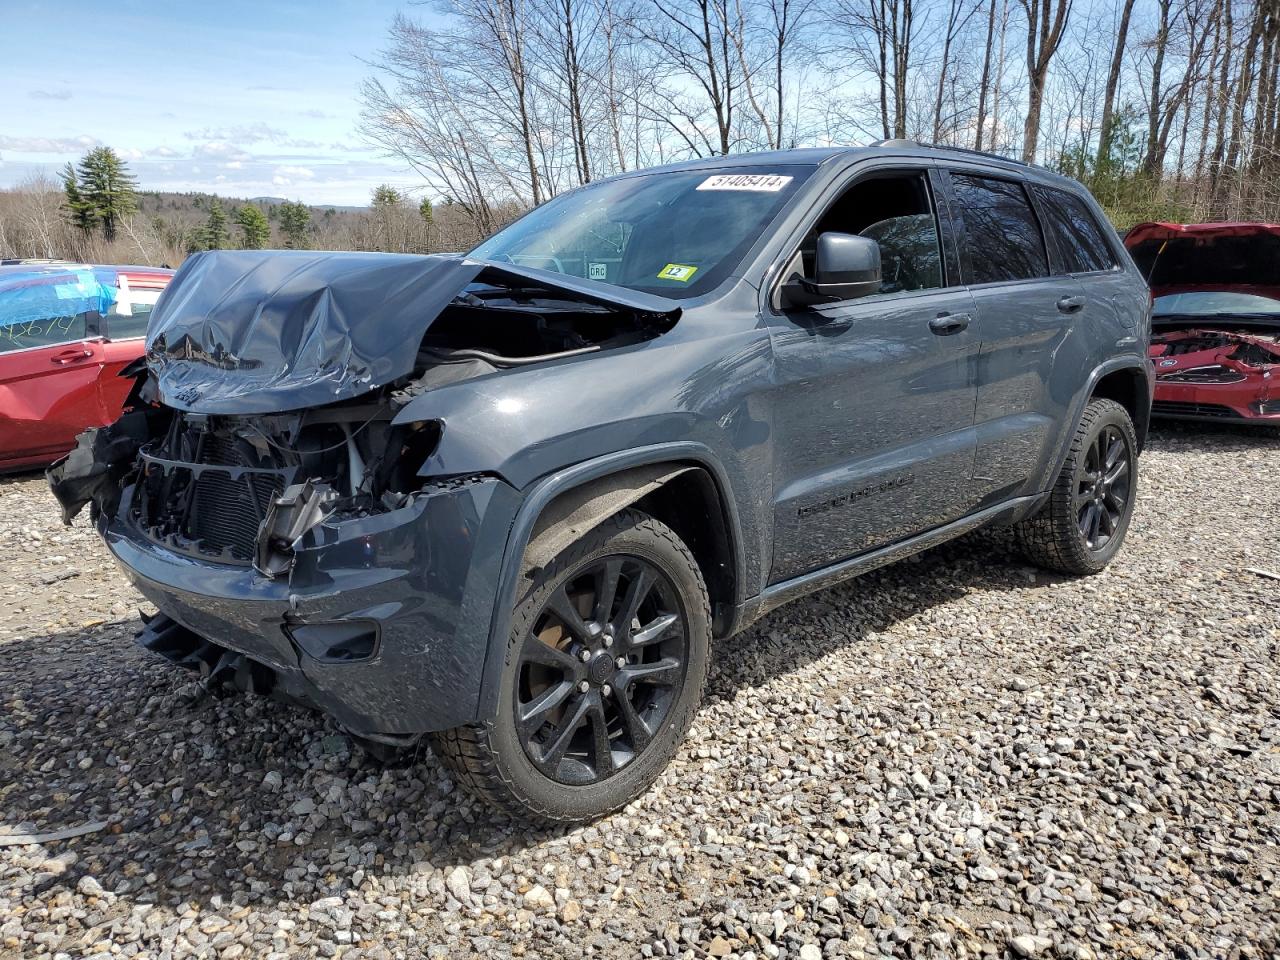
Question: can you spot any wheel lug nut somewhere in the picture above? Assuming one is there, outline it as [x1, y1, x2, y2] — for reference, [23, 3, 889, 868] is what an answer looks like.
[579, 649, 591, 662]
[578, 680, 590, 693]
[602, 684, 612, 697]
[615, 657, 626, 669]
[603, 635, 613, 648]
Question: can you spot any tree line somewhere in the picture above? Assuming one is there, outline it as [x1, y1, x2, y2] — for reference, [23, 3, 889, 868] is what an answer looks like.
[360, 0, 1280, 230]
[0, 148, 496, 265]
[3, 0, 1278, 266]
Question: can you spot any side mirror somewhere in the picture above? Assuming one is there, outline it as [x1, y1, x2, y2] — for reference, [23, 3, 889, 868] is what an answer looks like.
[781, 232, 882, 307]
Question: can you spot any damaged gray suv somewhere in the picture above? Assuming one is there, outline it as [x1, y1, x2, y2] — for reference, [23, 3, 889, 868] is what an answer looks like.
[50, 143, 1153, 823]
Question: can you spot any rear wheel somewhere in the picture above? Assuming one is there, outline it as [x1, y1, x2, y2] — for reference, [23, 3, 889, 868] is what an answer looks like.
[432, 509, 710, 823]
[1015, 398, 1138, 575]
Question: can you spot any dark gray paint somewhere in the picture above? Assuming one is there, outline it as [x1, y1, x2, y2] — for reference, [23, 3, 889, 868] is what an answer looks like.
[87, 143, 1154, 736]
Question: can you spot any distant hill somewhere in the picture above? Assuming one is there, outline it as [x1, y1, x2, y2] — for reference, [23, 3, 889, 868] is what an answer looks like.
[137, 191, 366, 217]
[245, 195, 368, 212]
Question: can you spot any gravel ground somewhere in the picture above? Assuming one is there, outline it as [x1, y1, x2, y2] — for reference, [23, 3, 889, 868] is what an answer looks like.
[1, 423, 1278, 960]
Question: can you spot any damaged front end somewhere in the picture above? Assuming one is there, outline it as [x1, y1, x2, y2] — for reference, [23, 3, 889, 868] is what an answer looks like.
[48, 249, 680, 738]
[1148, 327, 1280, 421]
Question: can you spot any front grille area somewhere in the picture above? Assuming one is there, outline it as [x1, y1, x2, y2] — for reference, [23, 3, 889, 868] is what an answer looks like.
[1151, 400, 1240, 419]
[189, 468, 285, 561]
[1159, 365, 1247, 384]
[130, 434, 295, 565]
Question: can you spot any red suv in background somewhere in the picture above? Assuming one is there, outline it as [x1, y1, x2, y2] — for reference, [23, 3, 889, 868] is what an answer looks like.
[1125, 222, 1280, 425]
[0, 262, 173, 472]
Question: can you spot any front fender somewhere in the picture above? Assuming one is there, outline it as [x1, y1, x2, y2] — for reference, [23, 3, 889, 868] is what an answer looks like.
[471, 442, 747, 722]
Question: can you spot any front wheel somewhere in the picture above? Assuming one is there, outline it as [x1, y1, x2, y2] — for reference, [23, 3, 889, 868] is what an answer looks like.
[1015, 397, 1139, 575]
[432, 509, 710, 823]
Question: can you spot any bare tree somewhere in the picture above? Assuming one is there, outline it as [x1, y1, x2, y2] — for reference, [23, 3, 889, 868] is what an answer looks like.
[1097, 0, 1138, 165]
[930, 0, 977, 142]
[1019, 0, 1073, 162]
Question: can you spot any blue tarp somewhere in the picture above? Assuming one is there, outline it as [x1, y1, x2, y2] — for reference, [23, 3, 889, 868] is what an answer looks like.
[0, 265, 118, 329]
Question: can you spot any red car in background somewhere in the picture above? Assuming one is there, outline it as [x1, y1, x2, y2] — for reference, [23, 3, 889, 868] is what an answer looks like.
[1125, 222, 1280, 425]
[0, 262, 173, 472]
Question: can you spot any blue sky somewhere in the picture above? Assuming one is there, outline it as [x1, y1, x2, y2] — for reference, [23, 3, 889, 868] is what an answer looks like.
[1, 0, 432, 205]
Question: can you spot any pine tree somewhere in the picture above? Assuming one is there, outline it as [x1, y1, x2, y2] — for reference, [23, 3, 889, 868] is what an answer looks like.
[278, 200, 312, 249]
[418, 197, 433, 224]
[74, 147, 138, 241]
[61, 161, 94, 233]
[203, 197, 230, 249]
[236, 204, 270, 249]
[371, 184, 404, 208]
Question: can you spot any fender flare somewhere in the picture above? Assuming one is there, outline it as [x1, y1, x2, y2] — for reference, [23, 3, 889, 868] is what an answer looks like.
[1047, 356, 1154, 486]
[472, 441, 744, 721]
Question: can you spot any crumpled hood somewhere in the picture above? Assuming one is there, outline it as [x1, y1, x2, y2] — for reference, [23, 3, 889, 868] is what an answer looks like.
[146, 249, 681, 414]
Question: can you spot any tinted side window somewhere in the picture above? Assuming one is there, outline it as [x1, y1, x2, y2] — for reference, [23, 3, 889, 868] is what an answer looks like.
[106, 288, 164, 340]
[950, 174, 1049, 284]
[1034, 187, 1117, 274]
[799, 171, 944, 296]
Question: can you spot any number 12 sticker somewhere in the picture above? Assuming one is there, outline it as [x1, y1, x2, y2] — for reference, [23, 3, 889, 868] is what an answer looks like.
[656, 263, 698, 282]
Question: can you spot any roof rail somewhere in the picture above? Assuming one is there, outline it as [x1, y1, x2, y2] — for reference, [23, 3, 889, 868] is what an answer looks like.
[869, 139, 1030, 167]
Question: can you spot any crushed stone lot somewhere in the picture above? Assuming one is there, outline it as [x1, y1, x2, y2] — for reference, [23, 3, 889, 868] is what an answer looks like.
[1, 424, 1278, 960]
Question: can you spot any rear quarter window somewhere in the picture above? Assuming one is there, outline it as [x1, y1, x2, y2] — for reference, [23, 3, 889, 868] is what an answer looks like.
[1035, 187, 1118, 274]
[949, 173, 1049, 284]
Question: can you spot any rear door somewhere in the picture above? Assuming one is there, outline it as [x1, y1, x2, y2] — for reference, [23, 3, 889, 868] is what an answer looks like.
[941, 168, 1084, 502]
[99, 274, 166, 412]
[0, 310, 107, 467]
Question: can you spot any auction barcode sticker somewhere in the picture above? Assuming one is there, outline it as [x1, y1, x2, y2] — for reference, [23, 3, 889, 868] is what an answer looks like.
[696, 174, 793, 192]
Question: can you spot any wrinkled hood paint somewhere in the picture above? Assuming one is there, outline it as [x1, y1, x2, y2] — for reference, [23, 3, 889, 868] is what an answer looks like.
[146, 249, 681, 415]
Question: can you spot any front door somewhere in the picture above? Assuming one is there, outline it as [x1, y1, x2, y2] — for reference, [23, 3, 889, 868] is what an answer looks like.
[0, 314, 107, 468]
[766, 166, 981, 584]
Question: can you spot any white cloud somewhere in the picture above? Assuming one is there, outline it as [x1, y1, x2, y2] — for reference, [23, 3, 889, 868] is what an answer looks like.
[193, 141, 251, 162]
[183, 122, 288, 145]
[275, 164, 315, 180]
[0, 134, 100, 153]
[29, 89, 72, 101]
[225, 160, 244, 169]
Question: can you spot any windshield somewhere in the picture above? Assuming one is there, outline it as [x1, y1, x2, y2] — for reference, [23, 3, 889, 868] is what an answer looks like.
[470, 166, 812, 298]
[1153, 290, 1280, 318]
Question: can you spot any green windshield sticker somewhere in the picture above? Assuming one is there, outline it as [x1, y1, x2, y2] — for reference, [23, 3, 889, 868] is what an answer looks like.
[656, 263, 698, 282]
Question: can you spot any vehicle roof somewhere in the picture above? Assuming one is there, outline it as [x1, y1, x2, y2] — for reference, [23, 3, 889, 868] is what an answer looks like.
[613, 141, 1079, 188]
[0, 262, 174, 289]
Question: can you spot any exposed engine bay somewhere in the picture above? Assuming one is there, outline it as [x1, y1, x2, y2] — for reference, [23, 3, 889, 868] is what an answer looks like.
[1146, 325, 1280, 421]
[1149, 327, 1280, 383]
[49, 250, 681, 579]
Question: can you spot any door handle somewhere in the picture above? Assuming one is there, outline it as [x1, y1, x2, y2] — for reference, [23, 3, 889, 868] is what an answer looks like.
[929, 313, 970, 336]
[50, 348, 93, 365]
[1057, 295, 1086, 313]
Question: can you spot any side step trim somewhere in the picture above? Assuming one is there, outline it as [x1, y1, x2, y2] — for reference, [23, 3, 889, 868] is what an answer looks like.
[751, 493, 1045, 619]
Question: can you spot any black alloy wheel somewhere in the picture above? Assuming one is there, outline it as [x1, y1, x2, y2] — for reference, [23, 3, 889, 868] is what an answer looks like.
[514, 555, 688, 785]
[1075, 423, 1132, 552]
[1014, 397, 1140, 576]
[431, 509, 710, 823]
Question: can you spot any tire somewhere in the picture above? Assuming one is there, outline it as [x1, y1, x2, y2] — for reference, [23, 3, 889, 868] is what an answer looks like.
[1015, 397, 1139, 576]
[432, 508, 710, 823]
